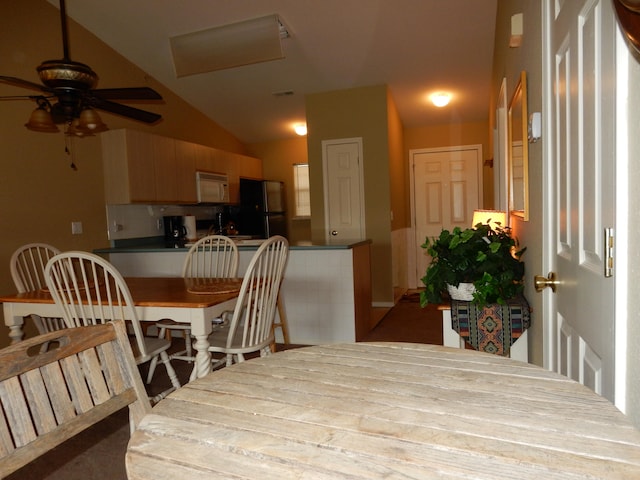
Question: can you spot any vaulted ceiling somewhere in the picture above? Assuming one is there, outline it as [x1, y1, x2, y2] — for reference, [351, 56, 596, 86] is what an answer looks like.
[58, 0, 497, 144]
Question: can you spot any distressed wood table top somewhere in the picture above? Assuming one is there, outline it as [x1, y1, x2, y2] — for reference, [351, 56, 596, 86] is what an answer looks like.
[126, 343, 640, 479]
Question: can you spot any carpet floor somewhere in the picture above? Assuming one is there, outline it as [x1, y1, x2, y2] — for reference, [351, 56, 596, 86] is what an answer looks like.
[6, 294, 442, 479]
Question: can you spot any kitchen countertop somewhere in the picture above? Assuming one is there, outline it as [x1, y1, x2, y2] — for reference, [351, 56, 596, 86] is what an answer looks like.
[94, 237, 371, 254]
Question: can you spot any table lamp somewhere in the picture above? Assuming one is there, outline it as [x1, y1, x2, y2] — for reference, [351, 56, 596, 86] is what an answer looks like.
[472, 209, 507, 230]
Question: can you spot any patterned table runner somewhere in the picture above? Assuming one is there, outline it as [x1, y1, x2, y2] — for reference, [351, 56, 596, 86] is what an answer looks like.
[450, 295, 531, 356]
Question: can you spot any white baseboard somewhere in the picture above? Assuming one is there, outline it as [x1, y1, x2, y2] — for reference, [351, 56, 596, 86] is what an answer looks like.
[372, 302, 395, 308]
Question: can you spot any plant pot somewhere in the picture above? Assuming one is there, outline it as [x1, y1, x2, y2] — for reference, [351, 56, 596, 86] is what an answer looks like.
[447, 283, 476, 301]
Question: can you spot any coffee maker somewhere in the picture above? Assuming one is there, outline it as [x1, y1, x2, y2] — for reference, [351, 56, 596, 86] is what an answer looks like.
[163, 215, 187, 247]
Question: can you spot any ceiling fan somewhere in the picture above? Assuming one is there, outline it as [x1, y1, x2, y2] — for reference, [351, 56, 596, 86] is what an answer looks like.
[0, 0, 163, 134]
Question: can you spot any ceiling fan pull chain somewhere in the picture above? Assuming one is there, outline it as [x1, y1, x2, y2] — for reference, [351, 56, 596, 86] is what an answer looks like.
[65, 134, 77, 171]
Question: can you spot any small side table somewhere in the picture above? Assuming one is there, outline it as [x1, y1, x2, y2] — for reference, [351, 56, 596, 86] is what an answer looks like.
[439, 296, 530, 362]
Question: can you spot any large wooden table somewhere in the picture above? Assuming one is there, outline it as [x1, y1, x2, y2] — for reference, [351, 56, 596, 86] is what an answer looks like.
[0, 277, 240, 379]
[126, 342, 640, 479]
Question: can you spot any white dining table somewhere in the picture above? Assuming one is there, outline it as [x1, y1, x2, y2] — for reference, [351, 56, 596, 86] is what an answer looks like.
[0, 277, 240, 379]
[126, 342, 640, 479]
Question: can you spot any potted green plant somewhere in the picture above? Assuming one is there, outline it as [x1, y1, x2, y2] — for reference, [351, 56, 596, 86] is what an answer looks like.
[419, 222, 526, 308]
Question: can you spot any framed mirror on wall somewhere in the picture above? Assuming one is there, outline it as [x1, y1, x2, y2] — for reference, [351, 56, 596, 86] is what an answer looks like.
[494, 78, 509, 214]
[508, 70, 529, 221]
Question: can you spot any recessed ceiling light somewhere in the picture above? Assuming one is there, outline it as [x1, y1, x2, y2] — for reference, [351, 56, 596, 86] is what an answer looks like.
[430, 92, 451, 107]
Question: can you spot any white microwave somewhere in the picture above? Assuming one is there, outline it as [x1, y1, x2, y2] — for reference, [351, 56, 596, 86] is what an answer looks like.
[196, 171, 229, 203]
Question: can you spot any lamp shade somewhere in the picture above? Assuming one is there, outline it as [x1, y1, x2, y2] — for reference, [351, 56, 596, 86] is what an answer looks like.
[25, 106, 59, 133]
[78, 108, 107, 132]
[472, 210, 507, 230]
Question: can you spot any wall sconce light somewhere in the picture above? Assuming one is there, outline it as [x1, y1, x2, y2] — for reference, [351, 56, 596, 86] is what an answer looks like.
[472, 209, 507, 230]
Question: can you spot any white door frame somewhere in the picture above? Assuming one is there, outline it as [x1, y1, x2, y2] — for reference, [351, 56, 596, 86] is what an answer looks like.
[322, 137, 366, 240]
[408, 144, 483, 288]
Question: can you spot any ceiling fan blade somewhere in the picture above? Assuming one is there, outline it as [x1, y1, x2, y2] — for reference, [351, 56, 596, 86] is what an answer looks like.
[91, 87, 162, 100]
[91, 97, 162, 124]
[0, 76, 49, 93]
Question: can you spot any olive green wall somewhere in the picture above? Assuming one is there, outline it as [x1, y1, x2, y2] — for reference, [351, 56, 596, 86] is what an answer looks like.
[0, 0, 248, 347]
[247, 137, 311, 243]
[305, 85, 395, 305]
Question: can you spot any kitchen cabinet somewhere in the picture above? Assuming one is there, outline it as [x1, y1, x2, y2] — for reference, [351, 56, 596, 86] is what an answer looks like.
[153, 135, 180, 202]
[102, 129, 262, 205]
[173, 140, 198, 203]
[194, 147, 263, 204]
[102, 129, 158, 203]
[239, 155, 263, 179]
[103, 130, 198, 204]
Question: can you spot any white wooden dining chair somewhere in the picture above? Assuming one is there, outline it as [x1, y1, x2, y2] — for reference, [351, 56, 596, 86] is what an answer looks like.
[0, 320, 151, 478]
[146, 235, 239, 383]
[206, 235, 288, 372]
[10, 243, 66, 336]
[44, 251, 180, 403]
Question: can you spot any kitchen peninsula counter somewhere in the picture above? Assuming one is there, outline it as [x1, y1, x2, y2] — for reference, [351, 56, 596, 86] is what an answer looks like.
[95, 239, 372, 345]
[94, 238, 371, 253]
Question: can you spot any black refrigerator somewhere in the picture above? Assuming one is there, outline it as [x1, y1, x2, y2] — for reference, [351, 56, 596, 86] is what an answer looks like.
[239, 178, 287, 238]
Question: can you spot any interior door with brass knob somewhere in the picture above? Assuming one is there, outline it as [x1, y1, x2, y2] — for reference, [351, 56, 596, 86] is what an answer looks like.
[543, 0, 617, 401]
[534, 272, 559, 292]
[322, 138, 366, 241]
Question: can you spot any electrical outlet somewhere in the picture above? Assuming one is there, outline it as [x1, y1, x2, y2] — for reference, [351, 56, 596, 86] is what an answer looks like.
[71, 221, 83, 235]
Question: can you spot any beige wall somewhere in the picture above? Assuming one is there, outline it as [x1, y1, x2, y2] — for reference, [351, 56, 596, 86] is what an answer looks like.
[305, 85, 394, 305]
[387, 90, 410, 292]
[490, 1, 543, 367]
[248, 96, 494, 299]
[247, 137, 311, 243]
[0, 0, 248, 347]
[387, 91, 408, 231]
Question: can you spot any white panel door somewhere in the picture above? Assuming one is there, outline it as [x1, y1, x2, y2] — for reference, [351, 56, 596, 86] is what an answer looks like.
[323, 138, 365, 240]
[411, 146, 482, 286]
[543, 0, 616, 400]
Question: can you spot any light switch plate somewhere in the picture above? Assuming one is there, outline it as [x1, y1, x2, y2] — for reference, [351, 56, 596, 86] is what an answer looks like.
[528, 111, 541, 142]
[71, 221, 83, 235]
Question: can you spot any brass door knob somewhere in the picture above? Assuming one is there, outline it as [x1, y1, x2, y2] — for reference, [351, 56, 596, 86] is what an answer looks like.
[534, 272, 560, 292]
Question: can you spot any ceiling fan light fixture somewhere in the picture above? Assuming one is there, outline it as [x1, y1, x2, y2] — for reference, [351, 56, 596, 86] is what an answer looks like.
[0, 0, 163, 133]
[37, 60, 98, 91]
[66, 118, 89, 137]
[78, 107, 107, 131]
[24, 98, 59, 133]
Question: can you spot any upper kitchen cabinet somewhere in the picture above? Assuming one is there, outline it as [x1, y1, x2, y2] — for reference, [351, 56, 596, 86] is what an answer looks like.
[239, 155, 263, 179]
[102, 129, 158, 203]
[173, 140, 198, 203]
[194, 145, 263, 204]
[101, 129, 262, 205]
[102, 129, 197, 204]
